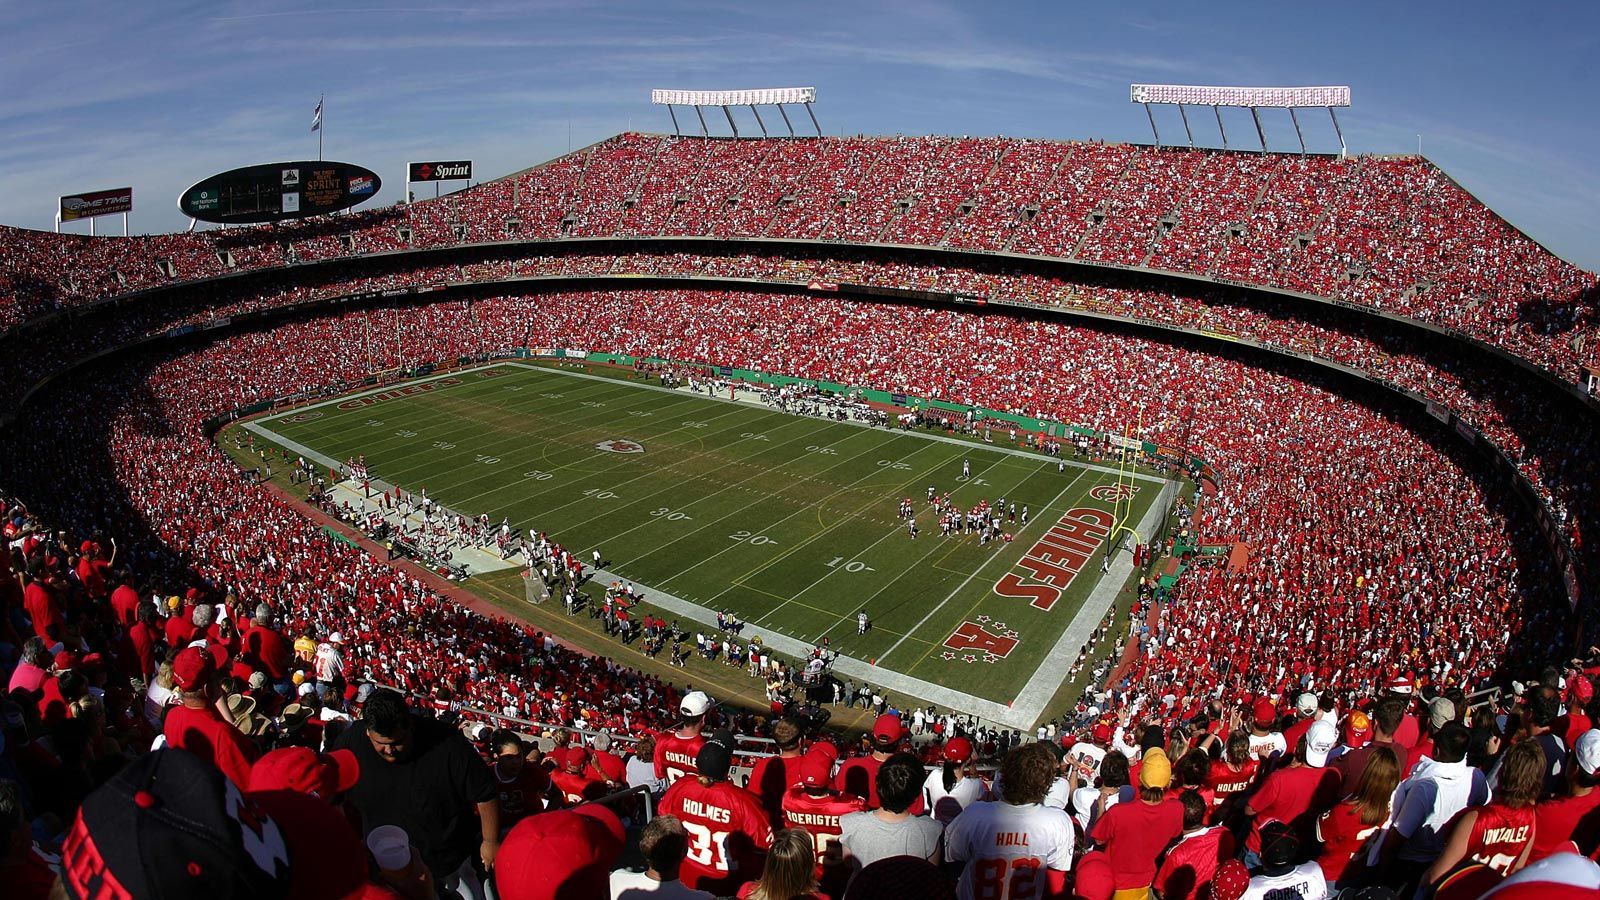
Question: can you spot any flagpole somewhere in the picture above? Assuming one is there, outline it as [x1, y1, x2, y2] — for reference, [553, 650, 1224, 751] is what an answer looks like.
[318, 94, 324, 161]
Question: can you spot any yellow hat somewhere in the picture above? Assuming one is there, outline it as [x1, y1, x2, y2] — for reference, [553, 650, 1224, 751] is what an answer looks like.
[167, 596, 182, 610]
[291, 671, 305, 685]
[1140, 748, 1172, 789]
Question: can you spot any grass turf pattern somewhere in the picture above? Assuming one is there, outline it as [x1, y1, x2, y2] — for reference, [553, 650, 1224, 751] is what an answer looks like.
[259, 363, 1159, 706]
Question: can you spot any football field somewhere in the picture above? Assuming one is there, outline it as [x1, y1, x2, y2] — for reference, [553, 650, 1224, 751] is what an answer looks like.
[245, 361, 1171, 727]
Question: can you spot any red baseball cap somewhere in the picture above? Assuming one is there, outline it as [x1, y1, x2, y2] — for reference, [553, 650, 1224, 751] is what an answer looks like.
[1252, 698, 1278, 727]
[943, 737, 974, 763]
[1072, 850, 1115, 900]
[248, 747, 361, 799]
[799, 751, 833, 789]
[171, 646, 216, 692]
[1211, 859, 1252, 900]
[53, 651, 77, 672]
[872, 714, 905, 743]
[1091, 722, 1114, 744]
[563, 747, 587, 771]
[495, 805, 625, 900]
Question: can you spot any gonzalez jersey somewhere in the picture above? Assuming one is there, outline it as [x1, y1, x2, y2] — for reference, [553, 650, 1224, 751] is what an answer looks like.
[945, 800, 1075, 900]
[782, 787, 867, 861]
[655, 731, 707, 784]
[660, 778, 775, 894]
[1461, 803, 1536, 876]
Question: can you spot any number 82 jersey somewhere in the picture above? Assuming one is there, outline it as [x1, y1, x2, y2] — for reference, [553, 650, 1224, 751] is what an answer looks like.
[945, 800, 1076, 900]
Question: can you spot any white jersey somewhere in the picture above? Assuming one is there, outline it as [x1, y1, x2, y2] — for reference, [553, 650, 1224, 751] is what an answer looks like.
[922, 769, 989, 824]
[1247, 731, 1288, 761]
[1240, 861, 1329, 900]
[945, 800, 1075, 900]
[1065, 742, 1107, 779]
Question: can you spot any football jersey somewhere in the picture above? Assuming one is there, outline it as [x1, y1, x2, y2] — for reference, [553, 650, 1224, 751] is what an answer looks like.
[550, 770, 606, 806]
[782, 787, 867, 866]
[1462, 803, 1536, 876]
[924, 770, 990, 824]
[946, 800, 1075, 900]
[660, 778, 775, 894]
[656, 731, 707, 785]
[1207, 758, 1260, 809]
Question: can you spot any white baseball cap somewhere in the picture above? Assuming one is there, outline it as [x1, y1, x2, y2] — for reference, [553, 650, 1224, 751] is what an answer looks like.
[680, 691, 712, 717]
[1304, 719, 1339, 767]
[1577, 729, 1600, 776]
[1295, 693, 1318, 716]
[328, 631, 344, 644]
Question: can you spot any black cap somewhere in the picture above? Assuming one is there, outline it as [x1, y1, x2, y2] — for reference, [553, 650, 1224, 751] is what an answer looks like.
[697, 729, 735, 781]
[61, 748, 292, 899]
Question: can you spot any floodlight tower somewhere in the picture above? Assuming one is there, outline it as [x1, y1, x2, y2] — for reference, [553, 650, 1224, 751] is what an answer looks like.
[1129, 84, 1352, 157]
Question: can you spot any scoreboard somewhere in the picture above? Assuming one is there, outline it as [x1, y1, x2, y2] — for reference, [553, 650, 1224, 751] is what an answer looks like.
[179, 161, 381, 225]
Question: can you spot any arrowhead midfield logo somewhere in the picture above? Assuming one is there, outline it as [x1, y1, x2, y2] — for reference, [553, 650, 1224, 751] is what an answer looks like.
[595, 439, 644, 454]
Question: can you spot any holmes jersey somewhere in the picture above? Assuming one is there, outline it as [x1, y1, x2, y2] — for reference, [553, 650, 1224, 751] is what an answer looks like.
[945, 800, 1076, 900]
[660, 777, 774, 894]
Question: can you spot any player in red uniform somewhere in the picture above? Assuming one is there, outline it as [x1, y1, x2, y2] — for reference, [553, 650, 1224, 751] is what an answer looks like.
[781, 744, 865, 870]
[660, 730, 774, 894]
[1422, 738, 1544, 889]
[656, 690, 712, 786]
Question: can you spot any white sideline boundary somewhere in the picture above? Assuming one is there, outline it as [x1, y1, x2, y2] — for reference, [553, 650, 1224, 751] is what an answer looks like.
[242, 361, 1177, 729]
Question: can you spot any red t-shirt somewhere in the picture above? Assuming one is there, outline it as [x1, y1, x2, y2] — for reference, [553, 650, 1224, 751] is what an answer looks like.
[550, 770, 606, 806]
[22, 582, 61, 642]
[164, 613, 198, 650]
[1090, 797, 1184, 889]
[110, 585, 141, 626]
[655, 731, 707, 784]
[163, 703, 259, 788]
[1530, 790, 1600, 861]
[1152, 825, 1235, 900]
[660, 777, 774, 895]
[748, 754, 801, 827]
[834, 756, 885, 808]
[244, 626, 293, 680]
[1316, 800, 1382, 883]
[129, 622, 160, 679]
[1246, 764, 1341, 852]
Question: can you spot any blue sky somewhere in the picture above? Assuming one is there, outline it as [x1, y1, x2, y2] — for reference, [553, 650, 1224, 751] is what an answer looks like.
[4, 1, 1596, 269]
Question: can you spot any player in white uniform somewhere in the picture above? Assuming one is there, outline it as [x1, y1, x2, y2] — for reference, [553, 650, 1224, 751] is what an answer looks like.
[946, 743, 1075, 900]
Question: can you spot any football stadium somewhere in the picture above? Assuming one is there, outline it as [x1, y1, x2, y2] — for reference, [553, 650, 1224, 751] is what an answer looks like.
[3, 7, 1599, 900]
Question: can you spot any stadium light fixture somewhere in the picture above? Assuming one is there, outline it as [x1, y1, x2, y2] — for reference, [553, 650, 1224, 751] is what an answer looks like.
[650, 87, 820, 138]
[1129, 83, 1352, 157]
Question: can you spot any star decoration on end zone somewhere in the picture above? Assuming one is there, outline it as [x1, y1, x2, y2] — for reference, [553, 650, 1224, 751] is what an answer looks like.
[1002, 630, 1018, 639]
[983, 652, 1001, 663]
[940, 651, 957, 661]
[962, 654, 978, 664]
[976, 615, 991, 623]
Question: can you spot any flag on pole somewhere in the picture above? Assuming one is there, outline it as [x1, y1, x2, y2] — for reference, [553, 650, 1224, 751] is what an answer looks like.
[311, 98, 323, 132]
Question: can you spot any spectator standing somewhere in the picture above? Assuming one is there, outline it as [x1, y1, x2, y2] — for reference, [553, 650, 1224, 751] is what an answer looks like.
[749, 717, 806, 828]
[334, 689, 500, 900]
[1243, 720, 1342, 862]
[1422, 738, 1545, 888]
[923, 736, 988, 824]
[1241, 827, 1327, 900]
[1371, 723, 1488, 883]
[835, 713, 904, 807]
[656, 691, 712, 786]
[1091, 746, 1184, 895]
[784, 745, 866, 867]
[659, 730, 773, 894]
[1333, 698, 1408, 789]
[1152, 790, 1236, 900]
[838, 752, 943, 868]
[947, 742, 1075, 899]
[1530, 729, 1600, 860]
[1315, 744, 1402, 889]
[162, 646, 258, 789]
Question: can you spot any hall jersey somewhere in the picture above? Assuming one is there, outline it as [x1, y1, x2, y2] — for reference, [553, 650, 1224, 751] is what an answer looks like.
[1463, 804, 1536, 875]
[945, 800, 1075, 900]
[655, 732, 707, 784]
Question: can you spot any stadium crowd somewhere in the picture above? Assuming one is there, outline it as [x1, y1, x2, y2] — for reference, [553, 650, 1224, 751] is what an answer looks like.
[1, 284, 1597, 895]
[4, 133, 1594, 381]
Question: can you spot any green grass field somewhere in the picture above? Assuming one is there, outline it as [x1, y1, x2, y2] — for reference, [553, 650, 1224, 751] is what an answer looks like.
[247, 361, 1165, 721]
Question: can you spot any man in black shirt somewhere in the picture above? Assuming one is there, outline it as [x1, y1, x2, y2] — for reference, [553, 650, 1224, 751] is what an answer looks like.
[336, 689, 500, 897]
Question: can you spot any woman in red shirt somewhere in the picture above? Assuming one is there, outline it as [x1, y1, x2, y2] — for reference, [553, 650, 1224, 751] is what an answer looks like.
[1316, 744, 1401, 888]
[1422, 738, 1543, 888]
